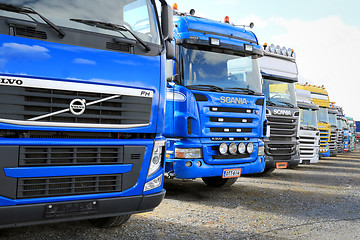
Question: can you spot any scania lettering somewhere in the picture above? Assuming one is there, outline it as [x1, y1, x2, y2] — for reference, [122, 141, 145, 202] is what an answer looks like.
[260, 43, 300, 173]
[164, 7, 266, 187]
[220, 96, 248, 104]
[0, 0, 174, 229]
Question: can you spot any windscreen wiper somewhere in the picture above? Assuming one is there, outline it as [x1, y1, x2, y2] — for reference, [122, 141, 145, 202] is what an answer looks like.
[186, 84, 224, 92]
[0, 3, 65, 38]
[303, 125, 318, 131]
[278, 101, 295, 108]
[70, 18, 150, 52]
[224, 87, 261, 95]
[266, 100, 276, 106]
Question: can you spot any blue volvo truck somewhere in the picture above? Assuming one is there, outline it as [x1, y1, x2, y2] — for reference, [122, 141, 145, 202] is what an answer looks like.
[0, 0, 174, 228]
[164, 9, 266, 187]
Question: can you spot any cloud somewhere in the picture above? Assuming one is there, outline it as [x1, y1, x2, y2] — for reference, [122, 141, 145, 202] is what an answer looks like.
[0, 43, 51, 66]
[265, 16, 360, 119]
[236, 15, 360, 119]
[73, 58, 96, 65]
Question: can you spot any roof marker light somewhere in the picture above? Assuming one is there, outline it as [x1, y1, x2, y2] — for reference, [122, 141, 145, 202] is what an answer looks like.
[190, 9, 195, 16]
[269, 44, 276, 53]
[275, 45, 281, 54]
[287, 48, 292, 56]
[172, 3, 178, 10]
[224, 16, 230, 23]
[281, 46, 287, 55]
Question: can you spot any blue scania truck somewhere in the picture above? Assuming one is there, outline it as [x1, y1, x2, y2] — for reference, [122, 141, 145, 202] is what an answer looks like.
[0, 0, 174, 228]
[164, 8, 266, 187]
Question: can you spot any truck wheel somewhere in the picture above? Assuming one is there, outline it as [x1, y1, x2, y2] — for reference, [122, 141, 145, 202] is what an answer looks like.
[89, 214, 131, 228]
[202, 177, 238, 187]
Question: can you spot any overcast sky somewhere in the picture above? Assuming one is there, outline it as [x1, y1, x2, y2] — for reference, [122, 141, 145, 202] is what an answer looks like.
[167, 0, 360, 120]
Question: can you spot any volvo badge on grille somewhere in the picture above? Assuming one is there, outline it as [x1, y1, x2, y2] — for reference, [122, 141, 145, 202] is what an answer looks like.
[70, 99, 86, 115]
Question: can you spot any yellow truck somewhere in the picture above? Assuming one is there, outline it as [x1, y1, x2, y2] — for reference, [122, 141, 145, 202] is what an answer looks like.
[297, 84, 331, 157]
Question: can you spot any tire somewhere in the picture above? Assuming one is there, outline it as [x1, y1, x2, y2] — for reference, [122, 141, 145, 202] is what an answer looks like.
[202, 177, 238, 187]
[89, 214, 131, 228]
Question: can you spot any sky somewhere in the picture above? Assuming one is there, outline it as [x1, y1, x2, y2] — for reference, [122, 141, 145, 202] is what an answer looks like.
[166, 0, 360, 120]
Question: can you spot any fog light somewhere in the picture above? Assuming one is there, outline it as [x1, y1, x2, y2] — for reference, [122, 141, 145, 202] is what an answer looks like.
[229, 142, 237, 155]
[219, 143, 228, 155]
[196, 161, 202, 167]
[247, 142, 254, 153]
[185, 161, 192, 167]
[238, 142, 246, 154]
[144, 174, 163, 192]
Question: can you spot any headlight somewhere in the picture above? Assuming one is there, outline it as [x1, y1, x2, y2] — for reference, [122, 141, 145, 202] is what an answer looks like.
[247, 142, 254, 153]
[238, 142, 246, 154]
[229, 142, 237, 155]
[147, 140, 165, 177]
[258, 145, 265, 156]
[219, 143, 228, 155]
[144, 174, 163, 192]
[175, 148, 202, 159]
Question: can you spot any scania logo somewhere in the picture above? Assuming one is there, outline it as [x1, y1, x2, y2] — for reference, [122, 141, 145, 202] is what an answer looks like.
[220, 96, 247, 104]
[273, 109, 292, 116]
[0, 78, 23, 85]
[69, 99, 86, 115]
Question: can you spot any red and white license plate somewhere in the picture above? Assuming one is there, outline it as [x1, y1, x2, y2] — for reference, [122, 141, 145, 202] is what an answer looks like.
[222, 168, 241, 178]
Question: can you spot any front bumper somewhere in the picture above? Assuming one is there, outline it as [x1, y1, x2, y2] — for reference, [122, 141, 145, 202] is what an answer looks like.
[166, 156, 265, 179]
[0, 190, 165, 229]
[265, 153, 300, 169]
[319, 149, 330, 158]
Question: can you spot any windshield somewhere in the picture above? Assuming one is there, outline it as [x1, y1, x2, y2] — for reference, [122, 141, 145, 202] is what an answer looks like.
[300, 108, 318, 128]
[337, 119, 342, 129]
[317, 107, 329, 123]
[263, 79, 297, 107]
[328, 113, 337, 126]
[0, 0, 160, 44]
[180, 47, 262, 93]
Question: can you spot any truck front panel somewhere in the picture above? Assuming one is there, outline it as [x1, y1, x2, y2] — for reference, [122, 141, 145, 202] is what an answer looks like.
[0, 0, 169, 228]
[164, 13, 266, 180]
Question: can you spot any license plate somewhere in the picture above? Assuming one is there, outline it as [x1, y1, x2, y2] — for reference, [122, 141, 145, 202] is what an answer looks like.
[222, 168, 241, 178]
[276, 162, 288, 169]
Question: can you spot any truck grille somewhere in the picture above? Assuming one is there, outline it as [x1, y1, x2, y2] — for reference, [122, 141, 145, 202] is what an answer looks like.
[267, 116, 298, 138]
[15, 145, 145, 199]
[19, 146, 124, 166]
[265, 144, 296, 156]
[299, 131, 319, 160]
[17, 175, 121, 199]
[265, 115, 298, 157]
[0, 85, 152, 127]
[329, 128, 337, 151]
[337, 130, 343, 151]
[203, 106, 258, 136]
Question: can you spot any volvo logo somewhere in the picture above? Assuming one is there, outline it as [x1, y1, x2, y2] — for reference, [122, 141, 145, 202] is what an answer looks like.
[0, 78, 23, 85]
[273, 109, 292, 116]
[69, 99, 86, 115]
[220, 96, 247, 104]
